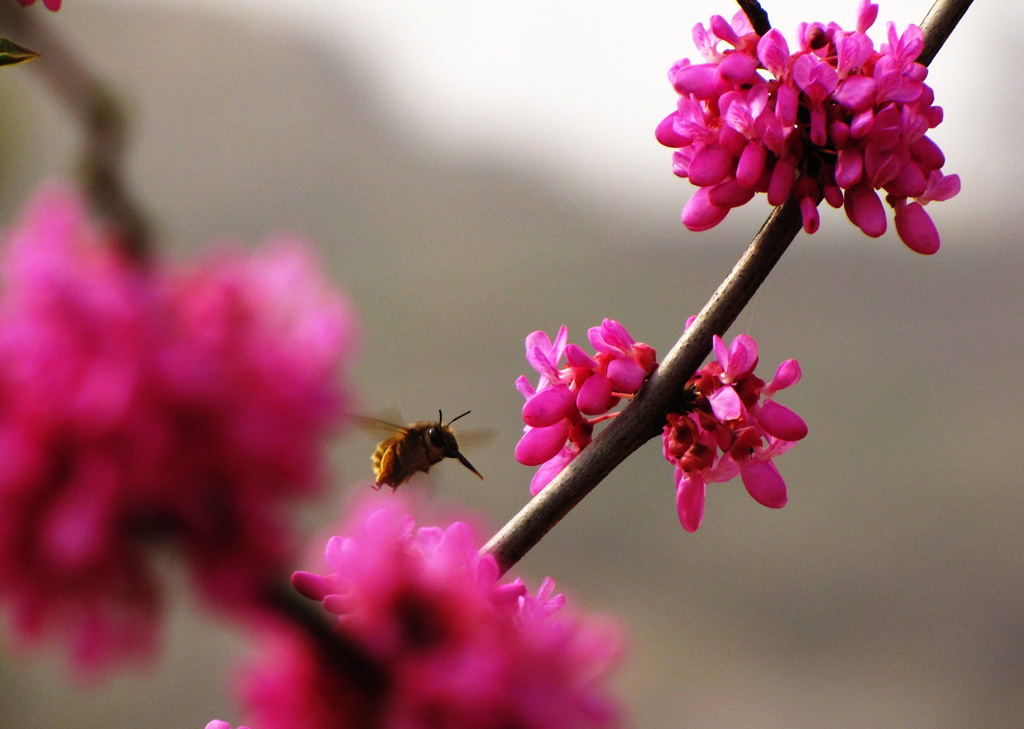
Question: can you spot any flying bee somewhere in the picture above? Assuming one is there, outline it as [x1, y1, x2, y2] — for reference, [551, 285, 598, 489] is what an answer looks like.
[357, 410, 484, 490]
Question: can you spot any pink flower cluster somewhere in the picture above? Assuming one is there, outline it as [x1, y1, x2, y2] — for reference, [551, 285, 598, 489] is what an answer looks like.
[16, 0, 61, 10]
[0, 185, 355, 673]
[514, 320, 806, 532]
[225, 498, 624, 729]
[656, 1, 960, 254]
[663, 329, 806, 532]
[514, 320, 656, 494]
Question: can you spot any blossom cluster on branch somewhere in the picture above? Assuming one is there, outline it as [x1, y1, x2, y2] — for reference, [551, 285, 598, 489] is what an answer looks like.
[210, 497, 624, 729]
[664, 324, 806, 532]
[0, 0, 971, 725]
[514, 320, 657, 495]
[657, 0, 960, 253]
[516, 320, 806, 531]
[0, 185, 355, 672]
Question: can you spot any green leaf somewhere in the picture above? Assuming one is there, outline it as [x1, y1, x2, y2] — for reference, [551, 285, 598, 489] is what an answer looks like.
[0, 38, 40, 67]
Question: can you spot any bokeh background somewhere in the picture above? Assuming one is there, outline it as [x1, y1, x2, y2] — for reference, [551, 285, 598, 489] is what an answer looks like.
[0, 1, 1022, 727]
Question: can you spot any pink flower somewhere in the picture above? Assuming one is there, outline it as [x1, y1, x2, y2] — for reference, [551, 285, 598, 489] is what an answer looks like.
[0, 186, 162, 671]
[236, 497, 625, 729]
[658, 3, 959, 253]
[663, 331, 807, 532]
[17, 0, 61, 9]
[515, 320, 655, 492]
[154, 240, 355, 607]
[0, 184, 356, 674]
[588, 319, 657, 394]
[517, 319, 805, 532]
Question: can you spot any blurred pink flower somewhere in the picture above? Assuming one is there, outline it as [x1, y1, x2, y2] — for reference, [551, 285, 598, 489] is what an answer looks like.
[657, 1, 959, 253]
[0, 184, 356, 674]
[154, 240, 355, 606]
[262, 497, 625, 729]
[0, 186, 162, 671]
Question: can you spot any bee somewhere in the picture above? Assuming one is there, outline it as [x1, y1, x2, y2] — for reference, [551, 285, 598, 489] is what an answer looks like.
[358, 410, 484, 490]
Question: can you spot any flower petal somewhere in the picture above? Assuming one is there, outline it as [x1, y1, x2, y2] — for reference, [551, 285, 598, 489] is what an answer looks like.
[763, 359, 802, 394]
[894, 200, 940, 254]
[290, 571, 329, 601]
[675, 469, 707, 532]
[655, 112, 690, 148]
[757, 29, 790, 76]
[606, 357, 647, 394]
[672, 63, 719, 99]
[529, 446, 576, 495]
[515, 420, 570, 466]
[707, 385, 743, 422]
[726, 334, 758, 377]
[522, 383, 576, 427]
[740, 459, 788, 508]
[687, 146, 736, 187]
[681, 187, 729, 232]
[756, 400, 808, 441]
[577, 372, 616, 415]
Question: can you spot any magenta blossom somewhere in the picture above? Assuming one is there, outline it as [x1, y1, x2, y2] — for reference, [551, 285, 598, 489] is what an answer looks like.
[663, 328, 807, 532]
[0, 184, 356, 674]
[515, 320, 656, 494]
[657, 1, 959, 253]
[244, 496, 626, 729]
[516, 319, 805, 531]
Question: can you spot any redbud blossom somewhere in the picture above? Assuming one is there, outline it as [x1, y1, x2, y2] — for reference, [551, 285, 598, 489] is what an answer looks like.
[0, 185, 355, 674]
[657, 1, 959, 253]
[516, 319, 805, 531]
[515, 320, 656, 494]
[242, 497, 625, 729]
[663, 329, 807, 532]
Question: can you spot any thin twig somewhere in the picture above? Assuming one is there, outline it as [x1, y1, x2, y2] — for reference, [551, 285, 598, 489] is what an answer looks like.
[736, 0, 771, 36]
[260, 583, 388, 727]
[261, 584, 388, 688]
[482, 0, 973, 576]
[0, 2, 149, 260]
[483, 200, 801, 574]
[917, 0, 973, 67]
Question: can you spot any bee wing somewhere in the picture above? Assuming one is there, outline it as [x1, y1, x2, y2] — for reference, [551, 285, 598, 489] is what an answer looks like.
[351, 414, 409, 437]
[450, 427, 497, 448]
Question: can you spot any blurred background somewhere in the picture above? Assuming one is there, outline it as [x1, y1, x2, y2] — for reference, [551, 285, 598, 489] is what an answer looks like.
[0, 0, 1021, 727]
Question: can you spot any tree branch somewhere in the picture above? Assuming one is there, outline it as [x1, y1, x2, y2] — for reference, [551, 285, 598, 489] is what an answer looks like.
[482, 0, 974, 576]
[736, 0, 771, 37]
[484, 199, 802, 573]
[0, 2, 149, 260]
[918, 0, 973, 67]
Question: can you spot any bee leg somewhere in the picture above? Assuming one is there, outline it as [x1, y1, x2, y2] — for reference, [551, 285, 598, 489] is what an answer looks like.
[374, 445, 397, 490]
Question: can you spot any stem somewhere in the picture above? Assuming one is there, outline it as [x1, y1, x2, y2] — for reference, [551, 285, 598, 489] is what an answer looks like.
[917, 0, 974, 68]
[483, 199, 802, 574]
[482, 0, 973, 576]
[261, 583, 388, 695]
[0, 2, 149, 260]
[736, 0, 771, 36]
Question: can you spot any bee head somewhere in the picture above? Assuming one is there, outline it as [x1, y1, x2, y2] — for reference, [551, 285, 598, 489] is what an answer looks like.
[434, 409, 482, 480]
